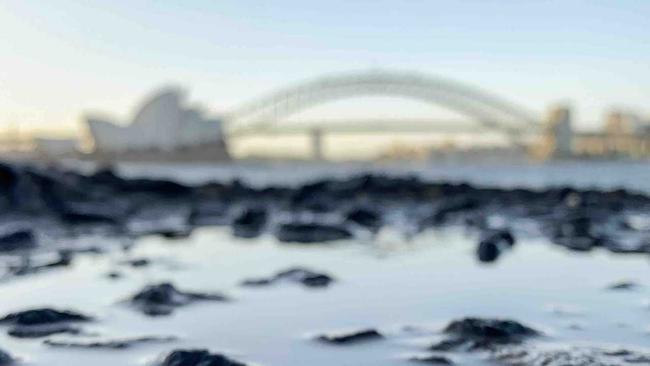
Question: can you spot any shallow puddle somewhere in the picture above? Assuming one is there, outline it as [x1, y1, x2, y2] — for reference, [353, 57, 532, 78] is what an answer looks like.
[1, 225, 649, 365]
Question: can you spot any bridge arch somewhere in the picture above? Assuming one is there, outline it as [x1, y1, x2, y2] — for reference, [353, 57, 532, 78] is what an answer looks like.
[226, 70, 540, 135]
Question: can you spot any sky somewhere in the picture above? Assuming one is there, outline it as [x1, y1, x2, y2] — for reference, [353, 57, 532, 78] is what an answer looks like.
[1, 0, 649, 137]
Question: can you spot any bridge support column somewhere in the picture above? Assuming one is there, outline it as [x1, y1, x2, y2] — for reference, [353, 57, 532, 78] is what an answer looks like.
[310, 128, 324, 161]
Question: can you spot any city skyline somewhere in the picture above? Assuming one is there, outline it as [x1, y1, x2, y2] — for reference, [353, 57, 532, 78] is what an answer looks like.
[1, 1, 649, 135]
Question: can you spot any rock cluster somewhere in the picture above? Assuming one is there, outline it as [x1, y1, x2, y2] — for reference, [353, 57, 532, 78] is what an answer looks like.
[2, 163, 650, 258]
[158, 349, 248, 366]
[241, 267, 335, 288]
[430, 317, 540, 351]
[128, 282, 229, 316]
[492, 346, 650, 366]
[316, 329, 383, 344]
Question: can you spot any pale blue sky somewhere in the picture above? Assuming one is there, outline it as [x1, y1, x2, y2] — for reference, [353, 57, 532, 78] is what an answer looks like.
[1, 0, 649, 133]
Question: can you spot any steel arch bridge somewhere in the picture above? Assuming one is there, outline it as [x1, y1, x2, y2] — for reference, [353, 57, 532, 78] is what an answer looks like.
[225, 70, 541, 136]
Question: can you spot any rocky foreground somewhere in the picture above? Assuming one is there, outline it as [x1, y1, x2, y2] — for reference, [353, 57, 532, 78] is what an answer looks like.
[2, 161, 650, 365]
[2, 161, 650, 259]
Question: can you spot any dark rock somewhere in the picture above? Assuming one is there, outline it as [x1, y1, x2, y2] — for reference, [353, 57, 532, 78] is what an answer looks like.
[488, 230, 516, 247]
[477, 230, 516, 263]
[557, 215, 593, 238]
[430, 318, 539, 351]
[88, 166, 122, 187]
[241, 267, 335, 288]
[128, 282, 229, 316]
[316, 329, 383, 344]
[106, 271, 123, 280]
[275, 267, 335, 288]
[409, 355, 454, 365]
[58, 202, 122, 226]
[159, 229, 192, 239]
[121, 258, 150, 268]
[240, 278, 274, 287]
[345, 208, 382, 231]
[189, 201, 229, 226]
[275, 223, 353, 243]
[0, 308, 91, 339]
[606, 281, 640, 291]
[427, 198, 480, 225]
[551, 214, 608, 252]
[8, 324, 82, 338]
[44, 335, 176, 350]
[491, 345, 650, 366]
[0, 229, 36, 252]
[120, 178, 193, 198]
[232, 208, 267, 239]
[477, 241, 500, 263]
[159, 349, 247, 366]
[0, 348, 13, 365]
[0, 308, 92, 326]
[444, 317, 539, 340]
[429, 338, 467, 352]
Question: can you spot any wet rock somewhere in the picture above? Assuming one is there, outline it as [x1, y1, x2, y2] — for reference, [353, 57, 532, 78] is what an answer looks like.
[128, 282, 229, 316]
[425, 198, 480, 226]
[158, 229, 192, 240]
[0, 348, 13, 365]
[232, 208, 267, 239]
[276, 268, 335, 287]
[158, 349, 247, 366]
[106, 271, 123, 280]
[58, 203, 122, 226]
[189, 201, 229, 226]
[551, 215, 607, 252]
[477, 240, 500, 263]
[0, 229, 36, 252]
[0, 308, 92, 339]
[316, 329, 383, 344]
[121, 258, 150, 268]
[345, 208, 382, 231]
[477, 230, 516, 263]
[120, 178, 193, 198]
[492, 345, 650, 366]
[44, 335, 176, 349]
[430, 318, 539, 351]
[0, 308, 92, 326]
[240, 278, 274, 287]
[606, 281, 640, 291]
[408, 354, 454, 365]
[8, 324, 82, 338]
[241, 267, 335, 288]
[275, 223, 353, 243]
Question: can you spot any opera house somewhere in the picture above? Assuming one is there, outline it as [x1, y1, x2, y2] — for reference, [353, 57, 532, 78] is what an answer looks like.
[85, 87, 229, 161]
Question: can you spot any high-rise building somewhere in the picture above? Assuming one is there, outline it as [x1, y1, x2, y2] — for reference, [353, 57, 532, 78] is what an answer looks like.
[604, 110, 647, 136]
[539, 105, 573, 159]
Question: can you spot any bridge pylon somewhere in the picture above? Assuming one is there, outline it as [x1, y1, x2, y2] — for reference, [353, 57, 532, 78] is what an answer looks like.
[311, 128, 324, 160]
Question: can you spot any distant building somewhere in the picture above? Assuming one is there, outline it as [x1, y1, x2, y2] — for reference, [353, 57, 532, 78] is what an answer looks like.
[534, 105, 574, 159]
[573, 110, 650, 159]
[604, 110, 647, 136]
[85, 87, 229, 161]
